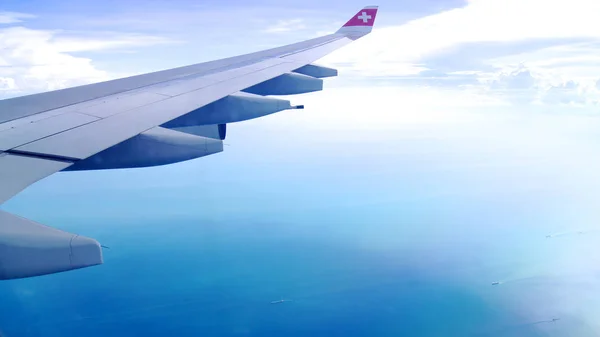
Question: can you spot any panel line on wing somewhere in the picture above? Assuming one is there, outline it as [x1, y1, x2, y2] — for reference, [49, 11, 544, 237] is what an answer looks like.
[5, 149, 78, 163]
[0, 112, 100, 151]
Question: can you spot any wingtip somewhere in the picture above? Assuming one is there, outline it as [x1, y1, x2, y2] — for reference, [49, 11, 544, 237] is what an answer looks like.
[336, 5, 379, 37]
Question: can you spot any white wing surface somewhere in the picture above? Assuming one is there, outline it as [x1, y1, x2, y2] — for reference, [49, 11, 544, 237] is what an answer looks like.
[0, 6, 379, 280]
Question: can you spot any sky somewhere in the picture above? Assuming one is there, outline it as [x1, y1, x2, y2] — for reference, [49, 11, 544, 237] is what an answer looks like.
[3, 0, 600, 336]
[2, 0, 600, 105]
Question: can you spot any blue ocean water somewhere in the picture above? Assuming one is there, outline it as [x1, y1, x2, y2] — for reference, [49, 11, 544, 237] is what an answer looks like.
[0, 215, 512, 337]
[1, 196, 592, 337]
[2, 111, 600, 336]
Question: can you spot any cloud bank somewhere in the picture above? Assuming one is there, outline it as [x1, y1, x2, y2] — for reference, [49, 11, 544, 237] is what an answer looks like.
[3, 1, 600, 108]
[321, 0, 600, 106]
[0, 13, 175, 97]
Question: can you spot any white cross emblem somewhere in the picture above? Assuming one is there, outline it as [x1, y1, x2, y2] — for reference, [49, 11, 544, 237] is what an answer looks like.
[357, 11, 372, 23]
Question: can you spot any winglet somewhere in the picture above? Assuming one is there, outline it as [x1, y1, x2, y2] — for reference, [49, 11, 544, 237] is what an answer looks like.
[336, 6, 379, 38]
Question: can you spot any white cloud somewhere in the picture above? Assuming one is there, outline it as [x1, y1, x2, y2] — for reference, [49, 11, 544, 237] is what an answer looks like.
[542, 80, 588, 105]
[0, 11, 35, 24]
[489, 66, 537, 91]
[324, 0, 600, 69]
[263, 19, 306, 34]
[3, 1, 600, 107]
[0, 27, 106, 94]
[480, 65, 542, 104]
[51, 33, 179, 53]
[319, 0, 600, 106]
[262, 85, 508, 134]
[0, 77, 16, 90]
[472, 64, 600, 106]
[0, 25, 176, 96]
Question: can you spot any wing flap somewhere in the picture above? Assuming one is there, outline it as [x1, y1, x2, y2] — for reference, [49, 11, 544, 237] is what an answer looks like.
[293, 64, 338, 78]
[0, 153, 72, 204]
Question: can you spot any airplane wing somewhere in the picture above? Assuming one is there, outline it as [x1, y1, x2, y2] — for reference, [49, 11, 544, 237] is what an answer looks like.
[0, 6, 379, 280]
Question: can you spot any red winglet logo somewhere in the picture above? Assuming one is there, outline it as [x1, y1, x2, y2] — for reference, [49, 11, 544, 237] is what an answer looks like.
[336, 6, 379, 38]
[343, 7, 378, 27]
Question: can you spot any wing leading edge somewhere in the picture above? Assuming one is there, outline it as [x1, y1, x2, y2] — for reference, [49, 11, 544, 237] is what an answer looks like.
[0, 6, 379, 280]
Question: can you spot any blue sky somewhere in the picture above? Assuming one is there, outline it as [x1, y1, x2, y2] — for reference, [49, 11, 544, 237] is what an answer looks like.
[3, 1, 600, 336]
[2, 0, 600, 105]
[0, 0, 468, 87]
